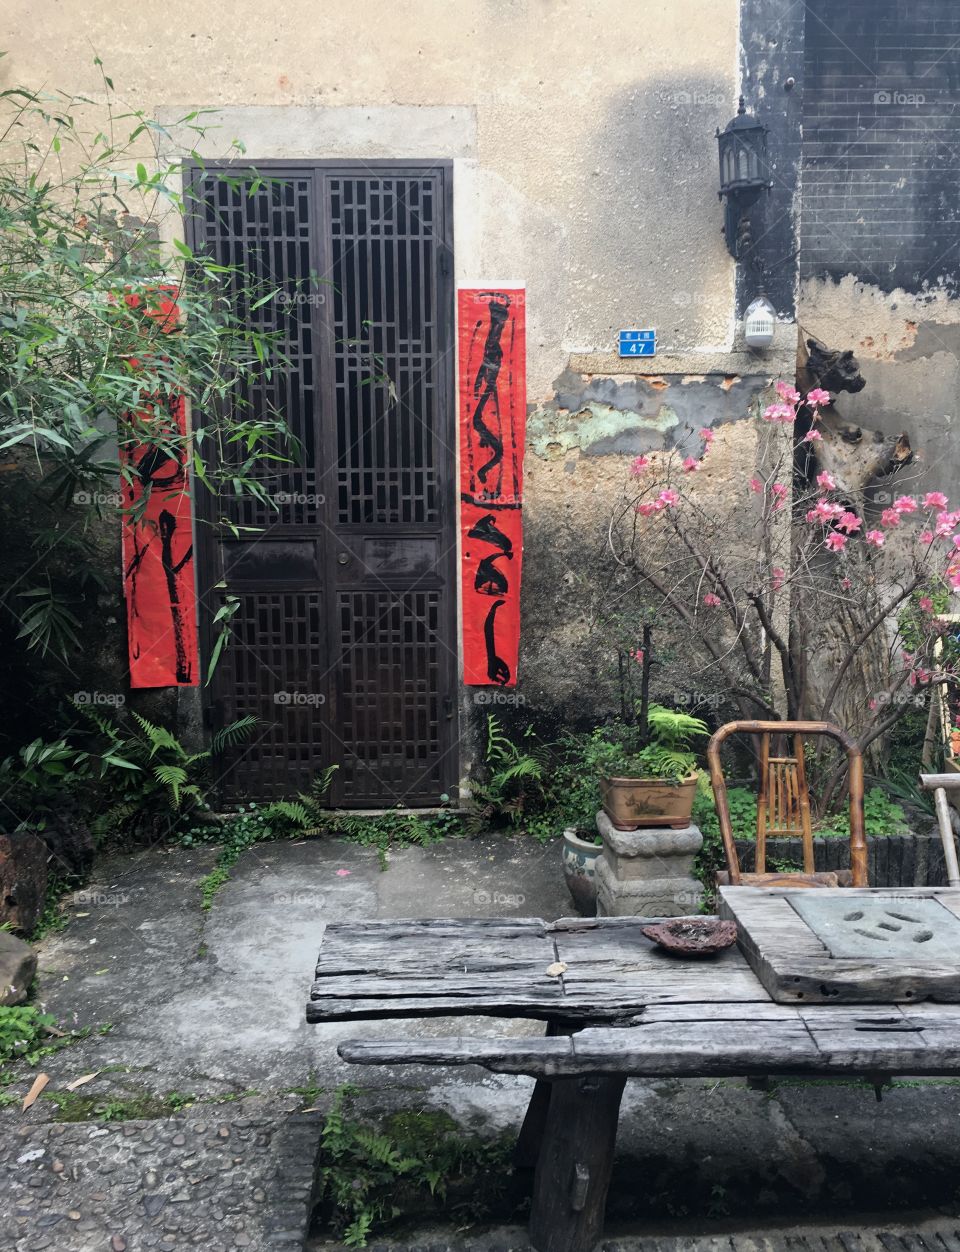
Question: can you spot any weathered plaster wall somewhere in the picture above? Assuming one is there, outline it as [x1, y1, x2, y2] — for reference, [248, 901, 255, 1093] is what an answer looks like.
[6, 2, 803, 791]
[4, 0, 741, 399]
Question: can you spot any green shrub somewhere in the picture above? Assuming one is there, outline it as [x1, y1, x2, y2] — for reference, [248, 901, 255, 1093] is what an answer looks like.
[316, 1085, 515, 1247]
[0, 1005, 58, 1068]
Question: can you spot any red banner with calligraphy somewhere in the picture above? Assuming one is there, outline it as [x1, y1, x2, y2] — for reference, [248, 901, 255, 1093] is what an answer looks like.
[458, 286, 526, 687]
[120, 288, 199, 688]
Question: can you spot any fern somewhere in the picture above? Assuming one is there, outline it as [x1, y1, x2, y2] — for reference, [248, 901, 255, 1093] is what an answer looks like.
[262, 799, 310, 828]
[133, 713, 185, 759]
[212, 715, 259, 754]
[153, 763, 188, 806]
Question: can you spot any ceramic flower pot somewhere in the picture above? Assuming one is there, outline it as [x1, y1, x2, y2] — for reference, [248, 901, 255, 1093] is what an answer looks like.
[600, 773, 699, 830]
[561, 826, 601, 916]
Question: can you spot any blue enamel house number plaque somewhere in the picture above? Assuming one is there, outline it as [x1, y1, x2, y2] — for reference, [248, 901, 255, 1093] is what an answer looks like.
[618, 329, 656, 358]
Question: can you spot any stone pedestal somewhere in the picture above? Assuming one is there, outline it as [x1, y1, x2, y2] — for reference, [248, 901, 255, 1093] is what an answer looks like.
[595, 810, 703, 917]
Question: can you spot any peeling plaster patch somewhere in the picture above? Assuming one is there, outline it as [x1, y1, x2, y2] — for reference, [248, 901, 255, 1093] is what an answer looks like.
[896, 322, 960, 364]
[528, 369, 778, 460]
[527, 401, 679, 459]
[800, 275, 960, 363]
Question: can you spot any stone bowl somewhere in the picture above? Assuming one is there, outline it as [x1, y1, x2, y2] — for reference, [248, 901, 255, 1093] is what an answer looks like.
[641, 917, 738, 958]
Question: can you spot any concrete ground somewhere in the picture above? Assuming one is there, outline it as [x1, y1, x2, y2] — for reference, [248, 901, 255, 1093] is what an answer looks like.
[4, 833, 960, 1250]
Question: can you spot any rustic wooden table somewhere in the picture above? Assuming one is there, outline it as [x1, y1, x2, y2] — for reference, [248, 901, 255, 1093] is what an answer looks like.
[307, 906, 960, 1252]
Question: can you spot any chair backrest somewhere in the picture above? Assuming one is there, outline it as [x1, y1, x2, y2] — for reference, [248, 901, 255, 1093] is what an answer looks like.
[706, 720, 868, 887]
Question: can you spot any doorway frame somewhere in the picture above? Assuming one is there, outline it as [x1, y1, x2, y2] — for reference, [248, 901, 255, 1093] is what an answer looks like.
[182, 158, 460, 805]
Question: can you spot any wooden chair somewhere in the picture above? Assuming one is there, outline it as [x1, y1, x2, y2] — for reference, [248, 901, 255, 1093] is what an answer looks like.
[706, 720, 868, 889]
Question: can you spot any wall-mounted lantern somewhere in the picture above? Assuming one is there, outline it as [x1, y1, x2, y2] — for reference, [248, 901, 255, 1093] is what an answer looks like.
[716, 97, 771, 259]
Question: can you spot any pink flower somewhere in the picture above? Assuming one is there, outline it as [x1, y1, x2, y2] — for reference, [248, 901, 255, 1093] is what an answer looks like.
[825, 532, 847, 552]
[636, 502, 658, 517]
[335, 869, 351, 877]
[836, 511, 862, 535]
[841, 577, 852, 590]
[699, 427, 715, 443]
[763, 402, 795, 424]
[936, 510, 960, 537]
[919, 597, 934, 613]
[808, 500, 843, 524]
[893, 495, 918, 514]
[702, 592, 722, 607]
[771, 567, 785, 590]
[629, 648, 644, 664]
[629, 455, 650, 476]
[803, 429, 823, 442]
[775, 380, 801, 404]
[658, 489, 679, 508]
[865, 529, 885, 547]
[816, 471, 836, 492]
[924, 492, 949, 511]
[919, 529, 934, 545]
[771, 482, 788, 510]
[880, 508, 901, 528]
[749, 477, 763, 494]
[682, 457, 699, 473]
[869, 698, 878, 711]
[806, 387, 831, 407]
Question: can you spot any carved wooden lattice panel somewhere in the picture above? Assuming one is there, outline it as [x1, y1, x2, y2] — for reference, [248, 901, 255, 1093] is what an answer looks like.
[214, 590, 326, 801]
[192, 173, 321, 531]
[336, 590, 445, 803]
[187, 163, 457, 805]
[324, 171, 453, 804]
[328, 175, 440, 526]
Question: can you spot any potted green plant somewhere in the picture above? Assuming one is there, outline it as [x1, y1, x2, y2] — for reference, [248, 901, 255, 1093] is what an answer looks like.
[593, 704, 708, 830]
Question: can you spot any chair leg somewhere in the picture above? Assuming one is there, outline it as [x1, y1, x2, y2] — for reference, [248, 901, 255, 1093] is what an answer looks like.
[528, 1074, 626, 1252]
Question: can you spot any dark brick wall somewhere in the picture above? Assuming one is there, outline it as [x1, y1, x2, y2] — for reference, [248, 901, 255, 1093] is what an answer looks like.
[801, 0, 960, 294]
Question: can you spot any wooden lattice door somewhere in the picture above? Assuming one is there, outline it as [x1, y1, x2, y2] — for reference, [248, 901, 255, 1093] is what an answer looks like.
[185, 162, 458, 805]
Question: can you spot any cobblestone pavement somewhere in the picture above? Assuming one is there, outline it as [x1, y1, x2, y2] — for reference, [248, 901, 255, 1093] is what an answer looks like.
[1, 1097, 321, 1252]
[309, 1222, 960, 1250]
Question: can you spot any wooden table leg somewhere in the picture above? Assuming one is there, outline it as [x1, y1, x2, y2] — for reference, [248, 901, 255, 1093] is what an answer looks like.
[515, 1021, 567, 1168]
[515, 1077, 552, 1168]
[528, 1074, 626, 1252]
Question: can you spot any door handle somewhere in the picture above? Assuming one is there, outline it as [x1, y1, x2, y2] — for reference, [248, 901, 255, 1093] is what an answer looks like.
[337, 551, 350, 565]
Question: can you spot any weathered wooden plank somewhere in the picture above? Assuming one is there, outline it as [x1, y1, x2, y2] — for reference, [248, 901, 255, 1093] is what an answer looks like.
[309, 915, 772, 1022]
[721, 886, 960, 1004]
[338, 1002, 960, 1078]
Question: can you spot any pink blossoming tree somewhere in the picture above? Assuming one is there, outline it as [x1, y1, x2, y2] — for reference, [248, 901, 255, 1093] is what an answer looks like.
[609, 382, 959, 802]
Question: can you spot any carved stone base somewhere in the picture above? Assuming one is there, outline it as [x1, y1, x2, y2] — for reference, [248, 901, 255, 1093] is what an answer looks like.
[595, 811, 703, 917]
